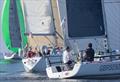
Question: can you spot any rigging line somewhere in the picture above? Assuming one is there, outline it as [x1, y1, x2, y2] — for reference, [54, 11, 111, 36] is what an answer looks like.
[45, 36, 54, 46]
[27, 37, 31, 47]
[50, 0, 57, 46]
[35, 37, 41, 47]
[31, 36, 39, 48]
[55, 31, 63, 40]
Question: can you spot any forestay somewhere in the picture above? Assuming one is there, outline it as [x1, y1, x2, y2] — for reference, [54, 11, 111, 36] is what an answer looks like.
[23, 0, 55, 36]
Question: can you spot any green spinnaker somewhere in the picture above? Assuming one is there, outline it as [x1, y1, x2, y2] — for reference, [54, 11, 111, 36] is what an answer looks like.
[2, 0, 27, 53]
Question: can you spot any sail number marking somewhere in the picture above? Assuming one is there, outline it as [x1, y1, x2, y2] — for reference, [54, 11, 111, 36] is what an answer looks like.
[99, 63, 120, 72]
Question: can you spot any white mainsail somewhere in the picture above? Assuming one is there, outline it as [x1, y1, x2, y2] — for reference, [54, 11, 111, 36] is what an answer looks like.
[22, 0, 57, 47]
[23, 0, 55, 35]
[104, 0, 120, 50]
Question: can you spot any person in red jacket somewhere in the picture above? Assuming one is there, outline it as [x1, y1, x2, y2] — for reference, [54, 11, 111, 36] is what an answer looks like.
[28, 47, 36, 58]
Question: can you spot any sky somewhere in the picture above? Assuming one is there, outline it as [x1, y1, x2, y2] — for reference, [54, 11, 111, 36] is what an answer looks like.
[0, 0, 1, 4]
[0, 0, 2, 10]
[0, 0, 2, 58]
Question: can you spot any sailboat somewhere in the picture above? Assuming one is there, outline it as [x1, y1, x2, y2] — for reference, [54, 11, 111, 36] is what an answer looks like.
[21, 0, 63, 73]
[46, 0, 120, 79]
[0, 0, 27, 60]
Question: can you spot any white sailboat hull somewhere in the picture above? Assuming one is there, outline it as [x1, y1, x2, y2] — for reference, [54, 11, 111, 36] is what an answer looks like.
[3, 53, 21, 60]
[22, 55, 62, 73]
[22, 57, 46, 73]
[46, 60, 120, 79]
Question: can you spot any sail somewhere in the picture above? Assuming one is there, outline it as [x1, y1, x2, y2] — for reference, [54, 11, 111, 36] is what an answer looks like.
[65, 0, 105, 38]
[56, 0, 107, 51]
[57, 0, 66, 25]
[104, 0, 120, 50]
[9, 0, 22, 47]
[1, 0, 27, 53]
[55, 0, 120, 51]
[57, 0, 72, 48]
[23, 0, 55, 35]
[51, 0, 64, 47]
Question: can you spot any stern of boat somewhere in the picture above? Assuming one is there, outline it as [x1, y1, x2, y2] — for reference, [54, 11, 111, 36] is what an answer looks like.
[46, 62, 82, 79]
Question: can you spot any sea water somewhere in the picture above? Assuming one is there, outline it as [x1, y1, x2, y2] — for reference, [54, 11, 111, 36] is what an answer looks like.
[0, 59, 120, 82]
[0, 0, 120, 81]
